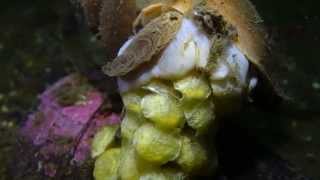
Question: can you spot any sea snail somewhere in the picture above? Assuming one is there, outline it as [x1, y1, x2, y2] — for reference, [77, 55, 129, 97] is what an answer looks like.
[93, 0, 284, 179]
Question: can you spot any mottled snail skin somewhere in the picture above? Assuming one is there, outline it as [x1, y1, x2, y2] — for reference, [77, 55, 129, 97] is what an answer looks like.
[102, 10, 183, 77]
[192, 5, 236, 39]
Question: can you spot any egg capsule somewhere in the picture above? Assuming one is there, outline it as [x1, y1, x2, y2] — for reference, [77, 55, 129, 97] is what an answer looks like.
[133, 123, 182, 164]
[93, 148, 121, 180]
[177, 136, 208, 173]
[140, 169, 186, 180]
[91, 125, 119, 158]
[184, 100, 215, 135]
[142, 80, 179, 98]
[174, 73, 212, 104]
[122, 90, 145, 115]
[141, 93, 185, 130]
[121, 112, 145, 144]
[118, 147, 140, 180]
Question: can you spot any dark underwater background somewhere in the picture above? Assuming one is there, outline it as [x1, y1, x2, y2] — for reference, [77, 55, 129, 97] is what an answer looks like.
[0, 0, 319, 179]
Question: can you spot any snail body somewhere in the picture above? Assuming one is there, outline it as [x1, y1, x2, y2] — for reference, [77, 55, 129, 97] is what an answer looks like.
[92, 0, 284, 179]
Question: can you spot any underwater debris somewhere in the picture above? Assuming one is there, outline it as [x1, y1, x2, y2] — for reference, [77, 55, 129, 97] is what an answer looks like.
[312, 81, 320, 90]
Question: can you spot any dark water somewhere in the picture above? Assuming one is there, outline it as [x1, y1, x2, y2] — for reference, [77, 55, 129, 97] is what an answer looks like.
[249, 1, 320, 178]
[0, 0, 319, 179]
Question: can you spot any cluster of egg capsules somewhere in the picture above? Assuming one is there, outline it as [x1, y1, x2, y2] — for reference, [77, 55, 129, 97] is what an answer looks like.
[91, 72, 219, 180]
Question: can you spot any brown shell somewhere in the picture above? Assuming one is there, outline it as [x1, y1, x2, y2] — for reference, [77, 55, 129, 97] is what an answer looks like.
[79, 0, 137, 59]
[135, 0, 285, 103]
[133, 0, 192, 32]
[99, 0, 137, 59]
[79, 0, 285, 103]
[205, 0, 285, 101]
[80, 0, 102, 33]
[133, 3, 175, 33]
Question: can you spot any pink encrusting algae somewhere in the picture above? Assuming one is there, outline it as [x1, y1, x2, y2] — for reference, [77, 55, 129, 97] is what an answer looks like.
[20, 74, 121, 177]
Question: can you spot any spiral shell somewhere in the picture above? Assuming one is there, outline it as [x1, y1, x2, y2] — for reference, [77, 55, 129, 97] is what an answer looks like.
[204, 0, 285, 101]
